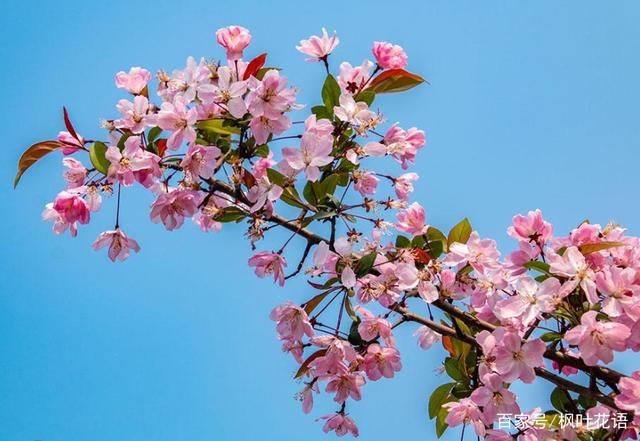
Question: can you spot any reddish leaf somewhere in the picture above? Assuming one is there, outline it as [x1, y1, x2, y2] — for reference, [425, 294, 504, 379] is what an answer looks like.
[14, 141, 64, 188]
[242, 168, 256, 188]
[579, 241, 625, 255]
[63, 107, 80, 141]
[441, 335, 459, 357]
[243, 53, 267, 80]
[365, 69, 427, 94]
[294, 349, 327, 379]
[303, 291, 331, 315]
[413, 248, 432, 264]
[156, 139, 168, 157]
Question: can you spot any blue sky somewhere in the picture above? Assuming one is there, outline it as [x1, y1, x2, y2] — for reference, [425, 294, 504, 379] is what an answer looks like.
[1, 1, 640, 440]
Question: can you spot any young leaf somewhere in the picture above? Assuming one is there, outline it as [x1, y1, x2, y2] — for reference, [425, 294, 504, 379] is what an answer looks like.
[366, 69, 427, 94]
[303, 291, 331, 315]
[354, 90, 375, 106]
[147, 126, 163, 144]
[447, 218, 472, 247]
[523, 260, 552, 276]
[243, 53, 267, 80]
[89, 141, 110, 175]
[294, 349, 327, 379]
[196, 118, 241, 135]
[579, 241, 625, 255]
[14, 141, 64, 188]
[63, 106, 80, 141]
[355, 252, 377, 277]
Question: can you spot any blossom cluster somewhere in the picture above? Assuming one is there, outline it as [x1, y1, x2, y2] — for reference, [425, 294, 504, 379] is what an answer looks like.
[16, 25, 640, 440]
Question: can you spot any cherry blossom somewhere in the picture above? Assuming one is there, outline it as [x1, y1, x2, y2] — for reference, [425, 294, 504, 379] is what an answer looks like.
[92, 229, 141, 262]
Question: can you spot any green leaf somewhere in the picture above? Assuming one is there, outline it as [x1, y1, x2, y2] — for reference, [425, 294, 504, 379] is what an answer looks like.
[321, 74, 341, 114]
[355, 252, 377, 277]
[344, 296, 358, 321]
[311, 105, 332, 120]
[280, 186, 306, 209]
[318, 174, 339, 199]
[366, 69, 427, 94]
[255, 67, 281, 80]
[216, 207, 247, 223]
[254, 144, 269, 158]
[303, 181, 318, 205]
[89, 141, 110, 175]
[550, 387, 570, 412]
[444, 358, 463, 382]
[147, 126, 163, 144]
[435, 408, 449, 438]
[540, 331, 563, 342]
[428, 383, 454, 419]
[396, 235, 411, 248]
[13, 140, 64, 188]
[266, 168, 287, 186]
[579, 241, 625, 255]
[447, 218, 472, 247]
[354, 90, 375, 106]
[196, 118, 241, 135]
[348, 320, 364, 346]
[426, 227, 448, 255]
[523, 260, 552, 276]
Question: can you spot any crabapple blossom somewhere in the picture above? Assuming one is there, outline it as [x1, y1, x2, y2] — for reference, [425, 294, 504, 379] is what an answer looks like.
[115, 67, 151, 95]
[338, 59, 374, 94]
[507, 209, 553, 246]
[115, 95, 150, 134]
[372, 41, 408, 69]
[198, 66, 247, 118]
[106, 136, 161, 188]
[319, 413, 359, 437]
[395, 202, 428, 236]
[297, 28, 340, 62]
[362, 343, 402, 380]
[150, 189, 201, 231]
[393, 172, 419, 200]
[57, 130, 84, 155]
[215, 25, 251, 61]
[92, 229, 141, 262]
[564, 310, 630, 365]
[270, 301, 314, 341]
[156, 96, 198, 150]
[383, 124, 426, 169]
[248, 251, 287, 286]
[470, 373, 520, 422]
[62, 157, 87, 188]
[442, 399, 485, 437]
[413, 326, 440, 350]
[179, 144, 221, 181]
[493, 332, 546, 383]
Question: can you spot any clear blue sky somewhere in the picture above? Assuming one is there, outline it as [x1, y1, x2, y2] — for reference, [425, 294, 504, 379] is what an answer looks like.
[1, 1, 639, 440]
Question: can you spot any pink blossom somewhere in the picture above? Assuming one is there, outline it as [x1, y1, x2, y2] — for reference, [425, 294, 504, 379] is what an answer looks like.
[115, 95, 150, 134]
[297, 28, 340, 62]
[372, 41, 408, 69]
[494, 332, 545, 383]
[249, 114, 291, 144]
[395, 202, 428, 236]
[413, 326, 440, 350]
[470, 373, 520, 422]
[338, 59, 374, 95]
[62, 157, 87, 188]
[507, 209, 553, 246]
[356, 306, 394, 346]
[281, 127, 333, 181]
[298, 382, 318, 414]
[198, 66, 247, 118]
[216, 25, 252, 61]
[115, 67, 151, 94]
[92, 229, 141, 262]
[615, 370, 640, 414]
[269, 301, 314, 341]
[179, 144, 221, 181]
[362, 343, 401, 380]
[252, 151, 276, 179]
[394, 172, 419, 200]
[445, 232, 501, 275]
[156, 96, 198, 150]
[309, 335, 357, 375]
[495, 277, 559, 326]
[384, 125, 426, 169]
[52, 191, 90, 226]
[248, 251, 287, 286]
[149, 189, 201, 231]
[325, 372, 365, 403]
[57, 130, 84, 155]
[549, 246, 598, 303]
[106, 136, 162, 188]
[247, 69, 297, 119]
[442, 399, 485, 437]
[333, 94, 375, 125]
[318, 413, 359, 438]
[42, 202, 78, 237]
[353, 170, 379, 196]
[564, 310, 630, 365]
[246, 176, 283, 212]
[596, 266, 638, 317]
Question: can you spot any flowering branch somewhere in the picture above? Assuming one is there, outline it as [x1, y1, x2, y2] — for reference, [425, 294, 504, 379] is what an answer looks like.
[15, 25, 640, 440]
